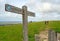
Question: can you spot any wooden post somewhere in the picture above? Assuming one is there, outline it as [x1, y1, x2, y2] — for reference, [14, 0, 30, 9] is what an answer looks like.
[48, 30, 55, 41]
[54, 32, 57, 41]
[35, 34, 40, 41]
[48, 30, 57, 41]
[22, 6, 28, 41]
[48, 30, 52, 41]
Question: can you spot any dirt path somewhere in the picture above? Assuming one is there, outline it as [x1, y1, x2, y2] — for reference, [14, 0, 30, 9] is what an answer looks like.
[39, 30, 48, 41]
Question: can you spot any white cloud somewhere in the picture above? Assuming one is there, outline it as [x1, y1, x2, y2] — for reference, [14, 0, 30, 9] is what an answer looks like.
[26, 0, 60, 21]
[0, 0, 60, 21]
[36, 2, 52, 13]
[26, 0, 60, 13]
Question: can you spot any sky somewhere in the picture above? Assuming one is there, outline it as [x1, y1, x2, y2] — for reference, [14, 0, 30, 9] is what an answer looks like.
[0, 0, 60, 21]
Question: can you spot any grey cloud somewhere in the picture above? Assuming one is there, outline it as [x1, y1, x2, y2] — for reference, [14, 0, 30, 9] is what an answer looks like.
[41, 0, 60, 4]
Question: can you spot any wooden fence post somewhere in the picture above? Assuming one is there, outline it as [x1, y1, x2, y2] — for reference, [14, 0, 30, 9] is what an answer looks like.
[35, 34, 40, 41]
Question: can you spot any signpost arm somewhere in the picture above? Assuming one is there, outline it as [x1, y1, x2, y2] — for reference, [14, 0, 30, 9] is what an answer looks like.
[22, 6, 28, 41]
[5, 4, 35, 41]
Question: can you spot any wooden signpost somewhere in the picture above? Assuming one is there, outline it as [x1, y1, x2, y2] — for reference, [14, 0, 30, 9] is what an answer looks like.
[48, 30, 57, 41]
[5, 4, 35, 41]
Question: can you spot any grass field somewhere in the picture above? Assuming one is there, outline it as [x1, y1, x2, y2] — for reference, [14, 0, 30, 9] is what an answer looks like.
[0, 21, 60, 41]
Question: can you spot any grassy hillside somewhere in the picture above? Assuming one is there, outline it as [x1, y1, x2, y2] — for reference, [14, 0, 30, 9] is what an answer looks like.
[49, 21, 60, 32]
[0, 21, 60, 41]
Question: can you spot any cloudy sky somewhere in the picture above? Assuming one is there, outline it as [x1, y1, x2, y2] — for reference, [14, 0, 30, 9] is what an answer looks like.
[0, 0, 60, 21]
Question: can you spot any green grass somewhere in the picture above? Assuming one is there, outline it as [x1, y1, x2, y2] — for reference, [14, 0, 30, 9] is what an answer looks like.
[0, 24, 23, 41]
[49, 21, 60, 32]
[0, 21, 60, 41]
